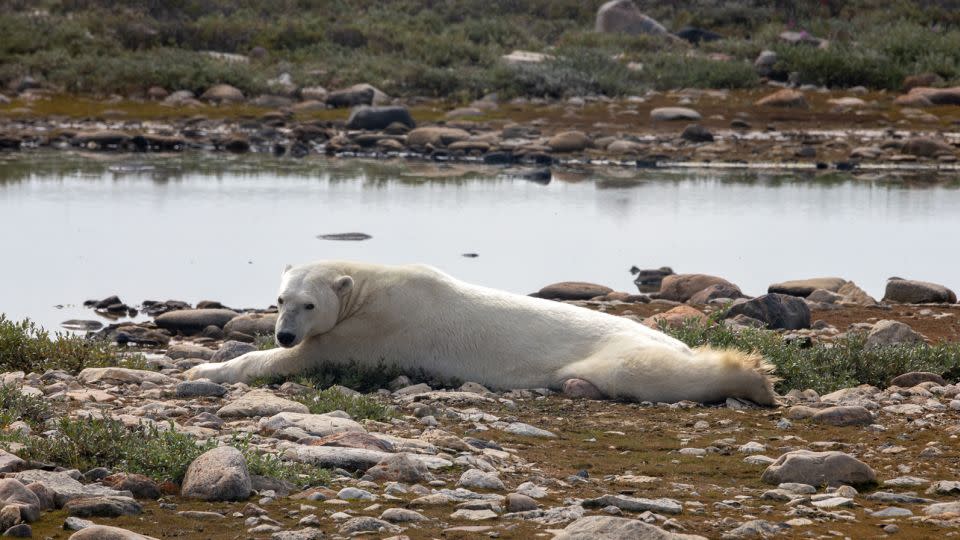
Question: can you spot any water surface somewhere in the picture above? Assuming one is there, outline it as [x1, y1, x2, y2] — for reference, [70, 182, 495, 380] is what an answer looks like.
[1, 152, 958, 331]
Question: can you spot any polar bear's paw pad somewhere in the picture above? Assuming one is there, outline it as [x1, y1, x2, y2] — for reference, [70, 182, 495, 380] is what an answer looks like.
[562, 378, 606, 400]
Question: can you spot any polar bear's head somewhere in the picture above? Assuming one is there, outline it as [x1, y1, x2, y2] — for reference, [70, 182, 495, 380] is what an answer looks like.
[274, 264, 353, 348]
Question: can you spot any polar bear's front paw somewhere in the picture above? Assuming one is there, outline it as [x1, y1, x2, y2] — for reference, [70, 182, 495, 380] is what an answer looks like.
[185, 362, 241, 384]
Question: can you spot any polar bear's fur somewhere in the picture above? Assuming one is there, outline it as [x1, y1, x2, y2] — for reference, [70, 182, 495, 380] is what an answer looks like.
[186, 261, 777, 405]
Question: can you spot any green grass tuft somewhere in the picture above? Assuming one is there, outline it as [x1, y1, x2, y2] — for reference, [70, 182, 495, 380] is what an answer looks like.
[0, 315, 140, 374]
[294, 387, 395, 422]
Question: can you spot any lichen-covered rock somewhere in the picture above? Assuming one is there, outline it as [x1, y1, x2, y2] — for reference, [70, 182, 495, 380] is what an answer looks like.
[181, 447, 252, 501]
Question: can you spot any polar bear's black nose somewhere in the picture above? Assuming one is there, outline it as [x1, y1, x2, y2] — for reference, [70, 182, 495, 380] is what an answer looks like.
[277, 332, 296, 347]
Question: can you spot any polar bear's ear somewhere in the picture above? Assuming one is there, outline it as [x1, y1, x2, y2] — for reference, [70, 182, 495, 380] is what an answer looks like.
[282, 264, 292, 275]
[333, 275, 354, 297]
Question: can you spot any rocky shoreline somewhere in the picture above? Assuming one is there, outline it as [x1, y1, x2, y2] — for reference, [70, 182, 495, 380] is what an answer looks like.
[1, 272, 960, 538]
[2, 86, 960, 174]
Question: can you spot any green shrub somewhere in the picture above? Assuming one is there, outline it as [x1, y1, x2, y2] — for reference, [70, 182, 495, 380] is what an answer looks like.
[0, 384, 51, 429]
[295, 387, 395, 422]
[230, 434, 330, 486]
[664, 315, 960, 394]
[0, 315, 129, 374]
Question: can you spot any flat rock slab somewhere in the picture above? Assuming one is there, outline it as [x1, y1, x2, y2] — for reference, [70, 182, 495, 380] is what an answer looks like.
[768, 277, 847, 297]
[503, 422, 556, 438]
[218, 390, 309, 418]
[155, 308, 238, 335]
[66, 496, 143, 518]
[284, 446, 452, 472]
[811, 406, 873, 426]
[79, 367, 176, 386]
[259, 412, 365, 437]
[176, 380, 228, 398]
[68, 525, 160, 539]
[14, 471, 132, 507]
[650, 107, 702, 122]
[555, 515, 706, 539]
[583, 494, 682, 514]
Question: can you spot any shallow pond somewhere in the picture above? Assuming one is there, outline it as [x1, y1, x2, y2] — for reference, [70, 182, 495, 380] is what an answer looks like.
[1, 152, 958, 331]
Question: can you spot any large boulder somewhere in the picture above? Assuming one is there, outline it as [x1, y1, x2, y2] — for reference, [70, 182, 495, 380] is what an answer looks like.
[658, 274, 739, 303]
[155, 309, 238, 335]
[768, 277, 847, 297]
[902, 137, 954, 158]
[181, 446, 252, 501]
[200, 84, 244, 103]
[223, 313, 277, 337]
[547, 131, 591, 152]
[14, 471, 130, 507]
[0, 479, 40, 521]
[761, 450, 876, 487]
[346, 106, 415, 131]
[905, 86, 960, 106]
[866, 320, 926, 348]
[536, 282, 612, 300]
[68, 525, 159, 540]
[595, 0, 668, 36]
[210, 340, 256, 363]
[726, 293, 811, 330]
[883, 278, 956, 304]
[555, 516, 706, 540]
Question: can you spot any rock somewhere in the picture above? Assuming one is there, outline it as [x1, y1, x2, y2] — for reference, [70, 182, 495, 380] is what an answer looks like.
[78, 367, 175, 386]
[761, 450, 876, 487]
[0, 479, 39, 520]
[536, 282, 612, 300]
[883, 278, 956, 304]
[217, 390, 309, 418]
[364, 453, 434, 483]
[309, 431, 393, 452]
[14, 471, 129, 507]
[200, 84, 244, 103]
[449, 509, 498, 521]
[0, 450, 25, 473]
[768, 277, 847, 297]
[902, 137, 954, 158]
[223, 313, 277, 337]
[65, 496, 142, 518]
[285, 445, 451, 472]
[547, 131, 591, 152]
[726, 293, 811, 330]
[756, 89, 807, 108]
[100, 474, 160, 500]
[584, 495, 682, 514]
[722, 520, 789, 539]
[166, 343, 214, 360]
[271, 529, 324, 540]
[807, 289, 842, 304]
[346, 106, 415, 131]
[595, 0, 668, 36]
[924, 501, 960, 516]
[754, 50, 778, 77]
[555, 516, 706, 539]
[457, 469, 505, 490]
[380, 507, 427, 523]
[181, 446, 252, 501]
[906, 86, 960, 106]
[890, 371, 945, 388]
[73, 131, 130, 148]
[836, 282, 878, 306]
[866, 320, 925, 348]
[606, 140, 644, 154]
[649, 305, 706, 328]
[155, 309, 238, 335]
[339, 516, 400, 535]
[903, 73, 943, 91]
[658, 274, 739, 303]
[176, 380, 228, 398]
[406, 127, 471, 148]
[675, 27, 722, 45]
[650, 107, 701, 122]
[506, 493, 539, 512]
[393, 383, 431, 395]
[504, 422, 556, 438]
[3, 524, 31, 537]
[210, 340, 256, 363]
[688, 283, 742, 304]
[68, 525, 159, 540]
[259, 411, 365, 436]
[681, 124, 714, 143]
[337, 487, 375, 501]
[810, 406, 873, 426]
[501, 50, 553, 64]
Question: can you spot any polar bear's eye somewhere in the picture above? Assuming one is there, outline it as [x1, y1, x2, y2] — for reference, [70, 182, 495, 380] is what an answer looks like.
[305, 303, 315, 310]
[277, 297, 284, 305]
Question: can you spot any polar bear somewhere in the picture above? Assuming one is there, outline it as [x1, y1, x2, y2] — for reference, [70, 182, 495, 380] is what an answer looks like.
[186, 260, 777, 404]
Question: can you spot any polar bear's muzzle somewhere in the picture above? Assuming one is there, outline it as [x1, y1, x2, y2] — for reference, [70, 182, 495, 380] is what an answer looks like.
[276, 331, 297, 348]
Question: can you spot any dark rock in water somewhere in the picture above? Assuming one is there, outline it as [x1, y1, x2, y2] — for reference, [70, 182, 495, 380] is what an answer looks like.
[631, 266, 674, 292]
[462, 253, 479, 258]
[483, 151, 515, 165]
[90, 295, 123, 309]
[223, 137, 250, 153]
[883, 278, 956, 304]
[60, 320, 103, 332]
[726, 293, 811, 330]
[318, 232, 372, 241]
[141, 300, 191, 316]
[106, 325, 171, 347]
[346, 106, 415, 131]
[681, 124, 714, 143]
[535, 282, 613, 301]
[155, 309, 238, 335]
[196, 300, 230, 310]
[326, 87, 375, 108]
[675, 26, 723, 45]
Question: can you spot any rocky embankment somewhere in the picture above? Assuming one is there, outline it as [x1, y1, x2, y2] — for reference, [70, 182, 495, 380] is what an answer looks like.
[1, 83, 959, 173]
[0, 272, 954, 538]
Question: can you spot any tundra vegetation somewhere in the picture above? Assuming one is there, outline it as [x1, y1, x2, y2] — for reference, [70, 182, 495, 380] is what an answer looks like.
[0, 0, 958, 99]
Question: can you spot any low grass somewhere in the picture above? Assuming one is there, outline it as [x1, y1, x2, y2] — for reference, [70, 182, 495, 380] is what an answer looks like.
[9, 416, 329, 486]
[295, 387, 395, 422]
[0, 315, 140, 374]
[664, 313, 960, 394]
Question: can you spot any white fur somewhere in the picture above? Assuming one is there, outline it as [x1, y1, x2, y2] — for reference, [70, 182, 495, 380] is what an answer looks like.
[186, 261, 776, 404]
